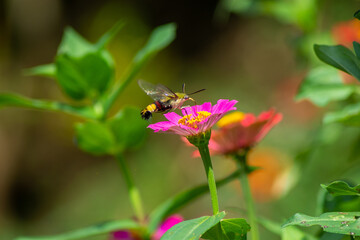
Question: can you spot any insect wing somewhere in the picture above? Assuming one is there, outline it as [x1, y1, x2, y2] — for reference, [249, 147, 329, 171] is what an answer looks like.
[138, 80, 177, 101]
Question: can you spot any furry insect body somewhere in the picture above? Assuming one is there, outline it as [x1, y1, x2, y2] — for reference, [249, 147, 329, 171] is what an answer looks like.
[138, 80, 205, 120]
[141, 100, 174, 120]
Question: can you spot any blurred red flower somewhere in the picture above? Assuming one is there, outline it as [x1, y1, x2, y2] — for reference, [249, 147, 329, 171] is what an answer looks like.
[207, 109, 282, 155]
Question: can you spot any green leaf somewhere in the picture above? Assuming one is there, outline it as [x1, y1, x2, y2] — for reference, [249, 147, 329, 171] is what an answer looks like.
[55, 52, 114, 100]
[296, 67, 359, 107]
[0, 93, 97, 119]
[148, 170, 240, 233]
[96, 21, 124, 49]
[54, 26, 116, 101]
[15, 219, 140, 240]
[319, 232, 347, 240]
[24, 64, 56, 78]
[282, 212, 360, 236]
[314, 44, 360, 81]
[160, 212, 226, 240]
[202, 218, 250, 240]
[321, 181, 360, 197]
[324, 103, 360, 126]
[354, 10, 360, 21]
[101, 23, 177, 114]
[281, 226, 317, 240]
[107, 106, 148, 153]
[134, 23, 176, 63]
[261, 0, 317, 32]
[57, 27, 95, 58]
[75, 121, 115, 155]
[353, 42, 360, 59]
[55, 54, 88, 100]
[317, 186, 360, 215]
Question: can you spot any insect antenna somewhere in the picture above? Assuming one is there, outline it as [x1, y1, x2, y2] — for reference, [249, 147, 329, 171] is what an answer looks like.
[182, 83, 186, 93]
[188, 89, 206, 95]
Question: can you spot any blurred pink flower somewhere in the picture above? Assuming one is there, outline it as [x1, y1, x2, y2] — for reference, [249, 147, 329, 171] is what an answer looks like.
[152, 214, 183, 240]
[207, 109, 282, 155]
[148, 99, 237, 136]
[111, 215, 183, 240]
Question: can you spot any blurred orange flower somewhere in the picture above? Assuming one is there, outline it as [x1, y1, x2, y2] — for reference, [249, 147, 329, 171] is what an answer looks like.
[245, 148, 292, 202]
[332, 19, 360, 46]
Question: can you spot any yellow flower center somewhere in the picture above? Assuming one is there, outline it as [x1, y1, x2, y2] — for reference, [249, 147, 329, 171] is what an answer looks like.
[217, 111, 245, 127]
[178, 111, 211, 129]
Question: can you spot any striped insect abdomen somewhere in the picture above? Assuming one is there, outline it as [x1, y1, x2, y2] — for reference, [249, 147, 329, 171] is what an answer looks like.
[140, 101, 172, 120]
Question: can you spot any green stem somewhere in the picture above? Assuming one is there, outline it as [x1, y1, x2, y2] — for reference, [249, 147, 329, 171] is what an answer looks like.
[234, 153, 260, 240]
[116, 154, 145, 224]
[197, 144, 220, 215]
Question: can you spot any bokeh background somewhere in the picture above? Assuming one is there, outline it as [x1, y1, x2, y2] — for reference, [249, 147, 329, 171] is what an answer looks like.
[1, 0, 360, 239]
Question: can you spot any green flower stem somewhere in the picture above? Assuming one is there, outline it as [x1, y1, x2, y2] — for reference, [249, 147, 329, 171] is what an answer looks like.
[116, 154, 145, 224]
[234, 153, 260, 240]
[197, 144, 220, 215]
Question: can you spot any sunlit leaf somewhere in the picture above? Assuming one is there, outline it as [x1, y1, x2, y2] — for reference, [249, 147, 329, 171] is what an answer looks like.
[24, 63, 56, 78]
[15, 219, 140, 240]
[160, 212, 226, 240]
[314, 44, 360, 81]
[57, 27, 95, 57]
[75, 121, 115, 155]
[148, 170, 240, 233]
[282, 212, 360, 236]
[321, 181, 360, 197]
[202, 218, 250, 240]
[324, 103, 360, 126]
[107, 106, 148, 153]
[296, 67, 359, 107]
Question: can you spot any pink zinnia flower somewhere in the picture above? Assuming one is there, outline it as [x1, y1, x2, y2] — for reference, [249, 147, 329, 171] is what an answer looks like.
[207, 109, 282, 155]
[111, 215, 183, 240]
[148, 99, 238, 136]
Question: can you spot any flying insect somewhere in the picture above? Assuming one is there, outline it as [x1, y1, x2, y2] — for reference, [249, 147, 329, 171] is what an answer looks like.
[138, 80, 205, 120]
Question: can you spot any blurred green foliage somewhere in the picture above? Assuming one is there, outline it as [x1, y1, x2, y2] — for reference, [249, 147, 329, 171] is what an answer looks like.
[1, 0, 360, 240]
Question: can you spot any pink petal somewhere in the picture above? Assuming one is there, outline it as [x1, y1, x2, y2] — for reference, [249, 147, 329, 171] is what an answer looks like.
[148, 121, 176, 132]
[197, 102, 212, 113]
[164, 112, 182, 123]
[212, 99, 238, 114]
[152, 215, 184, 240]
